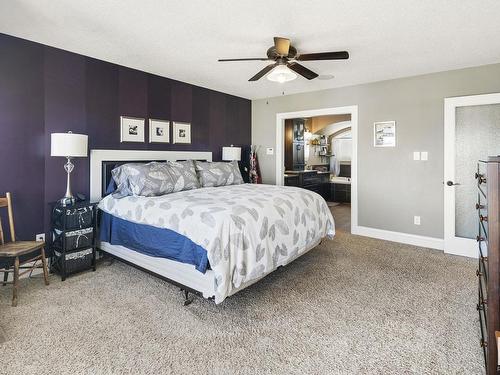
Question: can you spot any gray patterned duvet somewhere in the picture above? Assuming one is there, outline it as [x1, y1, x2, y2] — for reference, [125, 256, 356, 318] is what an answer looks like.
[99, 184, 335, 303]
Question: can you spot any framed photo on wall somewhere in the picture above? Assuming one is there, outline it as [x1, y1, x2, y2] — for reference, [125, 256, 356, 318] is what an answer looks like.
[149, 119, 170, 143]
[173, 122, 191, 144]
[120, 116, 145, 143]
[374, 121, 396, 147]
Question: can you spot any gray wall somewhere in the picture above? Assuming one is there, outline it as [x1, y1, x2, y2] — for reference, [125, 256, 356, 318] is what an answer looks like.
[252, 63, 500, 239]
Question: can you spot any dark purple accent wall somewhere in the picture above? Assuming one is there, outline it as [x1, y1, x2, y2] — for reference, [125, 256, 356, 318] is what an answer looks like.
[0, 33, 251, 240]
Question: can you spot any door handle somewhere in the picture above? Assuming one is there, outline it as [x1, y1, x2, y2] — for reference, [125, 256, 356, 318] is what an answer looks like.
[446, 180, 460, 186]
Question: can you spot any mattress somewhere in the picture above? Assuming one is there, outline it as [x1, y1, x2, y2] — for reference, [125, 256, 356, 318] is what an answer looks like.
[99, 184, 335, 303]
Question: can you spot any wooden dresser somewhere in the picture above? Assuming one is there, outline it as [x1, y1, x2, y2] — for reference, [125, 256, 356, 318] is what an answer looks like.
[477, 156, 500, 374]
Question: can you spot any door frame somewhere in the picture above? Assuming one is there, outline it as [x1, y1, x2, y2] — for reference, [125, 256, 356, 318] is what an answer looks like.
[275, 105, 359, 232]
[444, 92, 500, 257]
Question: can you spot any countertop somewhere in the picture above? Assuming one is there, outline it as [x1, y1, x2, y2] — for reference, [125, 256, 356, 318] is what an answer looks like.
[285, 170, 331, 175]
[285, 170, 317, 174]
[328, 177, 351, 185]
[284, 171, 351, 185]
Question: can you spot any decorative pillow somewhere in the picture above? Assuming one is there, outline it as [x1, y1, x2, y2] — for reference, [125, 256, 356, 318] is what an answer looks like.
[195, 161, 244, 187]
[166, 160, 200, 192]
[111, 162, 174, 198]
[111, 160, 201, 198]
[105, 178, 117, 195]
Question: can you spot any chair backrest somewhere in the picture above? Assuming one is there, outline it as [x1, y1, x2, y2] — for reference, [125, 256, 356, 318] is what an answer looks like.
[0, 192, 16, 244]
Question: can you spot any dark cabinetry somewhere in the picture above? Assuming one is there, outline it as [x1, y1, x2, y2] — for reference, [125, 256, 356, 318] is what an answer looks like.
[284, 120, 294, 171]
[293, 142, 305, 169]
[293, 119, 305, 141]
[284, 174, 299, 187]
[476, 157, 500, 375]
[302, 172, 321, 194]
[330, 183, 351, 203]
[284, 119, 306, 171]
[285, 171, 331, 201]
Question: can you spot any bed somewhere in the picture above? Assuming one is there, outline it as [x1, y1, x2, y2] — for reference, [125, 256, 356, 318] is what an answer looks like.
[91, 150, 335, 303]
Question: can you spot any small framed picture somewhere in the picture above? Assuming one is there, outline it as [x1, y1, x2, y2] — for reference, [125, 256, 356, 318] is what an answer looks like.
[173, 122, 191, 144]
[120, 116, 145, 143]
[374, 121, 396, 147]
[149, 119, 170, 143]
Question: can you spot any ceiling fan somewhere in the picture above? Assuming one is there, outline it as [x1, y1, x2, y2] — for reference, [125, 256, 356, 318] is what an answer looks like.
[218, 37, 349, 82]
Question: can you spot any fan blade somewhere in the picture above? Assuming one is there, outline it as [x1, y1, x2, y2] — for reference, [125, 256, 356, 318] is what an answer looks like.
[274, 37, 290, 56]
[249, 63, 278, 81]
[296, 51, 349, 61]
[287, 62, 318, 80]
[218, 58, 272, 62]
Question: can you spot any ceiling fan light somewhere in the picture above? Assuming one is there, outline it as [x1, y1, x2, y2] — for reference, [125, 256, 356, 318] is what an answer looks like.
[266, 65, 297, 83]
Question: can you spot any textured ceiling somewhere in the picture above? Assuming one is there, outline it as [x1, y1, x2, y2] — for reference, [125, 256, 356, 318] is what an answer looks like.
[1, 0, 500, 99]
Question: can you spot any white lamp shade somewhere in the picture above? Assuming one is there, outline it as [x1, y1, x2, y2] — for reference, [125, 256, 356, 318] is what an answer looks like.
[222, 146, 241, 161]
[51, 133, 88, 157]
[266, 65, 297, 83]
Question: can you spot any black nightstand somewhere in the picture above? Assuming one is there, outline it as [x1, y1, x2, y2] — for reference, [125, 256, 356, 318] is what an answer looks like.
[49, 200, 98, 281]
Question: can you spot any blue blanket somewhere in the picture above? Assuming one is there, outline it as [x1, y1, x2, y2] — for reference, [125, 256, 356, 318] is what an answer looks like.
[99, 212, 209, 273]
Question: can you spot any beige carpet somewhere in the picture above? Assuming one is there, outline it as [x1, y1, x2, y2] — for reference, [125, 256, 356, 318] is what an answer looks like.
[0, 231, 482, 374]
[330, 204, 351, 233]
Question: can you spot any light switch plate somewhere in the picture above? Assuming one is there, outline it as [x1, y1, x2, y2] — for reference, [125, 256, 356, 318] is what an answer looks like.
[413, 151, 420, 161]
[421, 151, 428, 161]
[266, 147, 274, 155]
[414, 216, 421, 225]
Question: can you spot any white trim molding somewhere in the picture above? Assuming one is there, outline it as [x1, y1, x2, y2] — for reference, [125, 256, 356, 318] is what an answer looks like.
[275, 105, 359, 232]
[352, 226, 444, 251]
[444, 92, 500, 258]
[89, 149, 212, 201]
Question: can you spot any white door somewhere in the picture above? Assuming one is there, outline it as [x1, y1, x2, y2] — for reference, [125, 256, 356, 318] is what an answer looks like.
[444, 93, 500, 258]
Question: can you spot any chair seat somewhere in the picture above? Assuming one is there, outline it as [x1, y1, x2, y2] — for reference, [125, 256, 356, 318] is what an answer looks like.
[0, 241, 45, 257]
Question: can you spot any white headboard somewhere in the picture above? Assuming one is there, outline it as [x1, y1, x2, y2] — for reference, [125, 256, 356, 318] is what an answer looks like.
[89, 149, 212, 201]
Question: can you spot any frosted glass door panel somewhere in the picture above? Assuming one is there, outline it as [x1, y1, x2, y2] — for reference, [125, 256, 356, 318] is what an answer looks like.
[455, 104, 500, 239]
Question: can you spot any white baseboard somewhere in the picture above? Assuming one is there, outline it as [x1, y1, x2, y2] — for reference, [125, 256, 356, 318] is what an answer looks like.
[351, 225, 444, 251]
[443, 247, 478, 259]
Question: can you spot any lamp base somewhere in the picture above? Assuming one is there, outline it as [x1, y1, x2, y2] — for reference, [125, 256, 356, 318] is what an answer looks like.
[59, 196, 75, 207]
[60, 157, 75, 207]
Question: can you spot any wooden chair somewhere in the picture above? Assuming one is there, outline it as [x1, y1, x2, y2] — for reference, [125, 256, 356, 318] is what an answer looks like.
[0, 192, 49, 306]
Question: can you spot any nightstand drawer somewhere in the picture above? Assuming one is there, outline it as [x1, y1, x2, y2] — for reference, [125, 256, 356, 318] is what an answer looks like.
[52, 205, 95, 230]
[54, 248, 93, 275]
[53, 227, 94, 251]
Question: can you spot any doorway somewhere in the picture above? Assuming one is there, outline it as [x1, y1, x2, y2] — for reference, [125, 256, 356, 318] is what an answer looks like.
[444, 93, 500, 257]
[276, 105, 358, 233]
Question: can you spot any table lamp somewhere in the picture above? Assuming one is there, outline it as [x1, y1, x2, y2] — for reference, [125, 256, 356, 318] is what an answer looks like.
[222, 145, 241, 162]
[51, 131, 88, 206]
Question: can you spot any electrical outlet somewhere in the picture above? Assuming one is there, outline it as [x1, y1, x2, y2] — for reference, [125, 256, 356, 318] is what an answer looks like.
[35, 233, 45, 242]
[414, 216, 421, 226]
[413, 151, 420, 161]
[421, 151, 428, 161]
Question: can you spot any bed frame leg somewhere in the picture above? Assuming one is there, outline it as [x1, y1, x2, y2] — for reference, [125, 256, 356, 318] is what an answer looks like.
[182, 289, 194, 306]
